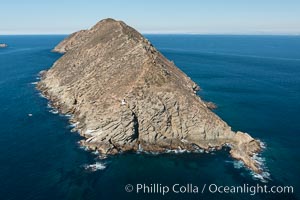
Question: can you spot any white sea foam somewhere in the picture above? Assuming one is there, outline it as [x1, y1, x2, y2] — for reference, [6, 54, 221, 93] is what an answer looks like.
[83, 162, 106, 172]
[137, 144, 144, 153]
[68, 122, 79, 128]
[30, 82, 38, 85]
[251, 171, 271, 183]
[233, 160, 244, 169]
[142, 151, 159, 155]
[165, 149, 190, 154]
[92, 150, 99, 155]
[38, 93, 46, 99]
[253, 154, 266, 166]
[46, 102, 59, 114]
[259, 140, 267, 149]
[208, 147, 216, 151]
[228, 155, 271, 182]
[250, 153, 271, 183]
[223, 143, 232, 148]
[99, 154, 108, 159]
[49, 109, 58, 114]
[195, 149, 204, 153]
[79, 145, 89, 151]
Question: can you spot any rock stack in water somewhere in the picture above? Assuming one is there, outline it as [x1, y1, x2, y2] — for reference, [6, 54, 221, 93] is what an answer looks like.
[37, 18, 262, 173]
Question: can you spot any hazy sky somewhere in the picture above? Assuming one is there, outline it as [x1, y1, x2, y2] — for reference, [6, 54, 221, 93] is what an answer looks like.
[1, 0, 300, 34]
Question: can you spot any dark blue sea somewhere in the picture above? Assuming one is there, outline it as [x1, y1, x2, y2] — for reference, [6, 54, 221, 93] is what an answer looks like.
[0, 35, 299, 200]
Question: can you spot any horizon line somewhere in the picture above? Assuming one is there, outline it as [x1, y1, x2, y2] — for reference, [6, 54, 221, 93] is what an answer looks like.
[1, 33, 300, 36]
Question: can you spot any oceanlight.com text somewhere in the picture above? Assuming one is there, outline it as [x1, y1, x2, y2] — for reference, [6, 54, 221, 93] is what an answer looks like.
[124, 183, 294, 196]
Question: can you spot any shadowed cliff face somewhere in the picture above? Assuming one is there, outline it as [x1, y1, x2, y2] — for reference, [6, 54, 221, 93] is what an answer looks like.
[37, 18, 262, 173]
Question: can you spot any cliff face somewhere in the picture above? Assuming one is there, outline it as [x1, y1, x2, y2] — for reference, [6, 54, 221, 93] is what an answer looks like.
[37, 18, 262, 172]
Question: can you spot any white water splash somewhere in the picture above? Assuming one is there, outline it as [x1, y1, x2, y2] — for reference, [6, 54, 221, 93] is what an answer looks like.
[137, 144, 144, 153]
[68, 122, 79, 128]
[250, 153, 271, 183]
[83, 162, 106, 172]
[79, 145, 89, 151]
[232, 160, 244, 169]
[227, 140, 271, 183]
[165, 149, 190, 154]
[49, 109, 58, 114]
[38, 93, 46, 99]
[92, 150, 99, 155]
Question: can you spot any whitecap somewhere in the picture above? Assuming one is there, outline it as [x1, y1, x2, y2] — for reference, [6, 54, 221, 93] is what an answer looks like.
[177, 149, 188, 153]
[83, 162, 106, 172]
[68, 122, 79, 128]
[251, 171, 271, 183]
[195, 149, 204, 153]
[209, 147, 216, 151]
[49, 109, 58, 114]
[99, 154, 108, 159]
[38, 93, 46, 99]
[226, 155, 271, 183]
[223, 143, 232, 148]
[250, 153, 271, 183]
[253, 154, 266, 166]
[165, 149, 189, 154]
[137, 144, 144, 153]
[79, 145, 89, 151]
[92, 150, 99, 155]
[233, 160, 244, 169]
[64, 114, 72, 118]
[30, 82, 38, 85]
[259, 140, 267, 149]
[149, 151, 159, 155]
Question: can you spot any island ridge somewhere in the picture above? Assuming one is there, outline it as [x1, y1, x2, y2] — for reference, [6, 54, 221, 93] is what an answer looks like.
[37, 18, 262, 173]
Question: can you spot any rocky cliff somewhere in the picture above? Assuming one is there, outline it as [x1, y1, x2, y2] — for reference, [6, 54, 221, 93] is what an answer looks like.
[37, 18, 262, 173]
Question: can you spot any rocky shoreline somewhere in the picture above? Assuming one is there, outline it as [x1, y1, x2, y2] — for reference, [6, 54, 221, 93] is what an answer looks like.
[37, 18, 263, 173]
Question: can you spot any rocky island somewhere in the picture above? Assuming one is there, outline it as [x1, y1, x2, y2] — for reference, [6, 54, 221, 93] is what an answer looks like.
[0, 43, 8, 48]
[37, 18, 262, 173]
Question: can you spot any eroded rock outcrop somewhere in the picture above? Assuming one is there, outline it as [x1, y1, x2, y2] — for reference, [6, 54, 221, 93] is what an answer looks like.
[37, 18, 262, 173]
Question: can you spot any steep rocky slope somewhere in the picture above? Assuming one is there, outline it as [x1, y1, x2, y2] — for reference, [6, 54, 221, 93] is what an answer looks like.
[37, 18, 262, 173]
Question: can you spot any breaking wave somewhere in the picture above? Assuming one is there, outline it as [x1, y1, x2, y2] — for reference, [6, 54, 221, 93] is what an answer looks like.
[67, 122, 79, 128]
[38, 93, 46, 99]
[49, 109, 58, 114]
[83, 162, 106, 172]
[79, 145, 89, 151]
[227, 140, 271, 183]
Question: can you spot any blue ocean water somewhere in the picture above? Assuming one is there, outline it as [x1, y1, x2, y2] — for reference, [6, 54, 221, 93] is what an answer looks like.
[0, 35, 299, 200]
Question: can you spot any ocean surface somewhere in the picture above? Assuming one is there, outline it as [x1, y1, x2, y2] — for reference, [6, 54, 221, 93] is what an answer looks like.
[0, 35, 299, 200]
